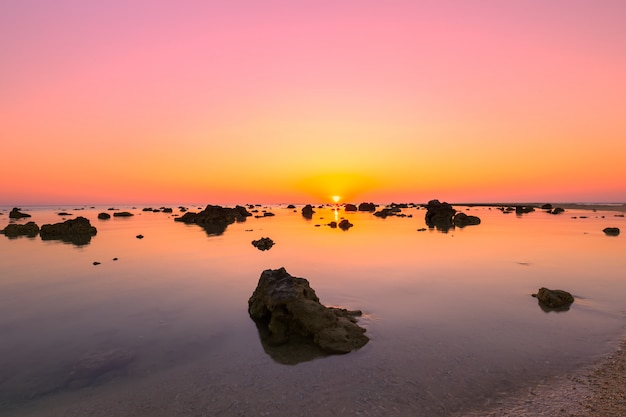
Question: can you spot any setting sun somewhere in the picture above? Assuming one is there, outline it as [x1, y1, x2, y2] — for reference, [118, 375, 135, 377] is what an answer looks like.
[332, 195, 341, 203]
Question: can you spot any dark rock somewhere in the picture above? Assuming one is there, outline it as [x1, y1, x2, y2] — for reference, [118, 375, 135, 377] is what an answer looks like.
[550, 207, 565, 215]
[40, 217, 97, 246]
[57, 212, 72, 216]
[142, 208, 153, 212]
[113, 211, 134, 217]
[174, 204, 251, 236]
[344, 204, 358, 212]
[262, 212, 275, 217]
[515, 206, 535, 214]
[301, 204, 315, 219]
[93, 261, 101, 266]
[338, 219, 353, 230]
[453, 212, 481, 227]
[64, 349, 135, 389]
[328, 221, 337, 228]
[541, 204, 553, 210]
[136, 234, 144, 239]
[603, 227, 620, 236]
[1, 222, 40, 238]
[97, 212, 111, 220]
[417, 228, 427, 232]
[252, 237, 274, 251]
[9, 208, 31, 219]
[161, 207, 173, 213]
[287, 204, 296, 209]
[248, 268, 369, 354]
[424, 200, 456, 232]
[373, 206, 402, 218]
[532, 287, 574, 309]
[358, 202, 376, 212]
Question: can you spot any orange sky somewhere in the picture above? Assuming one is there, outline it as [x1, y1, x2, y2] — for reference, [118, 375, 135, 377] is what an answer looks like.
[2, 1, 625, 205]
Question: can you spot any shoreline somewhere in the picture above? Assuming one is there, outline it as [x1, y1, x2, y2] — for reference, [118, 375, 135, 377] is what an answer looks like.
[460, 338, 626, 417]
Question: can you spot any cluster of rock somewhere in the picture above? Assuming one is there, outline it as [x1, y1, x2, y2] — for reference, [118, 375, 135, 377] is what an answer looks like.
[252, 237, 274, 251]
[40, 217, 98, 245]
[1, 222, 40, 237]
[328, 219, 353, 230]
[424, 200, 480, 232]
[175, 204, 252, 236]
[248, 268, 369, 354]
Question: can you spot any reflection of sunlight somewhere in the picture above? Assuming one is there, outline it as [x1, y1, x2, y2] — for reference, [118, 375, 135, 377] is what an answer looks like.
[332, 195, 341, 203]
[334, 208, 339, 222]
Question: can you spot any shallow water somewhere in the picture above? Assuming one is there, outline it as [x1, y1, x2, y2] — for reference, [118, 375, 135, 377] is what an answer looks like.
[0, 204, 625, 416]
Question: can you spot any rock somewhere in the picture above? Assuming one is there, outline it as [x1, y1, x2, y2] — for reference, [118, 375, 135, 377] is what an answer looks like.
[453, 212, 481, 227]
[358, 202, 376, 212]
[248, 268, 369, 354]
[57, 212, 72, 216]
[515, 206, 535, 214]
[532, 287, 574, 309]
[541, 204, 553, 210]
[142, 208, 153, 212]
[39, 217, 97, 246]
[93, 261, 101, 266]
[301, 204, 315, 219]
[161, 207, 173, 213]
[9, 208, 31, 219]
[97, 212, 111, 220]
[328, 221, 337, 228]
[1, 222, 40, 238]
[338, 219, 353, 230]
[344, 204, 358, 212]
[65, 349, 135, 389]
[550, 207, 565, 215]
[252, 237, 274, 251]
[136, 234, 144, 239]
[603, 227, 620, 236]
[424, 199, 456, 232]
[287, 204, 296, 209]
[113, 211, 134, 217]
[417, 228, 427, 232]
[174, 204, 251, 236]
[373, 206, 402, 218]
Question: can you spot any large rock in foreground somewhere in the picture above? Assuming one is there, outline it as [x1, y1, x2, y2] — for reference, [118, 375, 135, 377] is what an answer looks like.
[425, 199, 457, 231]
[175, 204, 251, 236]
[532, 287, 574, 309]
[248, 268, 369, 354]
[40, 217, 97, 246]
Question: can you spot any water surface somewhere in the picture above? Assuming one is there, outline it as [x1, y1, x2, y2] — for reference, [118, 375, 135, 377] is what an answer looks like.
[1, 204, 624, 416]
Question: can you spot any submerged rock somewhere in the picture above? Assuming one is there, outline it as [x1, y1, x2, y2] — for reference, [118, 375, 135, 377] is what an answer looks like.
[9, 208, 31, 219]
[532, 287, 574, 309]
[65, 349, 135, 389]
[175, 204, 251, 236]
[1, 221, 40, 238]
[40, 217, 97, 246]
[252, 237, 274, 251]
[248, 268, 369, 354]
[602, 227, 620, 236]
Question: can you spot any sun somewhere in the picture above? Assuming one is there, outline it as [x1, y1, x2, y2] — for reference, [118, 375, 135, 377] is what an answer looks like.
[332, 195, 341, 203]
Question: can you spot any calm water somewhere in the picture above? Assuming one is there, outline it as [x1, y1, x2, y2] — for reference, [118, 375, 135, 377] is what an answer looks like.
[1, 204, 625, 416]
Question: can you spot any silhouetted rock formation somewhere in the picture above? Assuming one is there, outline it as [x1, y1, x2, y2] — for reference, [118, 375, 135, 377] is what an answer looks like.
[532, 287, 574, 309]
[113, 211, 134, 217]
[344, 204, 358, 212]
[358, 202, 376, 212]
[248, 268, 369, 354]
[453, 212, 481, 227]
[40, 217, 97, 246]
[97, 213, 111, 220]
[338, 219, 353, 230]
[550, 207, 565, 215]
[541, 204, 553, 210]
[252, 237, 274, 251]
[175, 204, 251, 236]
[603, 227, 620, 236]
[1, 222, 40, 238]
[9, 208, 30, 219]
[424, 200, 456, 232]
[301, 204, 315, 219]
[515, 205, 535, 214]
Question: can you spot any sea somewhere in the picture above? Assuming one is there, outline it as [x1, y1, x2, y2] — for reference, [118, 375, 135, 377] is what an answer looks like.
[1, 203, 625, 416]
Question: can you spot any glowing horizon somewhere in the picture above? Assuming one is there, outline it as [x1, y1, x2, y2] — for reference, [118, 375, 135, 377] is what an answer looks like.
[2, 1, 626, 206]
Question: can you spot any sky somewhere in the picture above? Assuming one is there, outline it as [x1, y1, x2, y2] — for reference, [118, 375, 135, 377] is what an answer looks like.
[2, 0, 626, 205]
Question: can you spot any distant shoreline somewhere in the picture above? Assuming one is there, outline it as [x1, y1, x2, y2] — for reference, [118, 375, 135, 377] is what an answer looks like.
[453, 203, 626, 213]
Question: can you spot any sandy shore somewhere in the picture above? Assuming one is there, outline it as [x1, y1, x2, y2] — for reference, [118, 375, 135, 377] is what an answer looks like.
[459, 339, 626, 417]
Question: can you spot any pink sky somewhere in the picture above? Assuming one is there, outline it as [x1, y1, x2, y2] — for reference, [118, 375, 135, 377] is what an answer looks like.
[2, 1, 625, 205]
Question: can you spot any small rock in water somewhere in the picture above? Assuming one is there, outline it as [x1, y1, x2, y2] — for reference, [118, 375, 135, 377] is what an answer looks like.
[93, 261, 101, 266]
[136, 234, 144, 239]
[602, 227, 620, 236]
[251, 237, 274, 251]
[532, 287, 574, 309]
